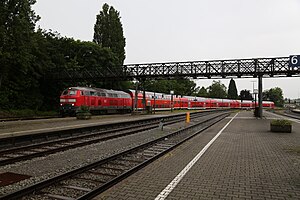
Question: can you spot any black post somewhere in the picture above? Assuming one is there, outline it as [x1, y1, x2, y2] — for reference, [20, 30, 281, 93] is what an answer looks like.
[134, 82, 138, 112]
[142, 81, 146, 111]
[153, 92, 156, 114]
[258, 75, 263, 118]
[171, 94, 173, 112]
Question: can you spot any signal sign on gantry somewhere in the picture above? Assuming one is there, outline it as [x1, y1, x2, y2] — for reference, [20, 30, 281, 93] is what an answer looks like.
[289, 55, 300, 69]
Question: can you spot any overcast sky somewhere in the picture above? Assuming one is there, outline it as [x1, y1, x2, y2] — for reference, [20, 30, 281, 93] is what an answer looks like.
[33, 0, 300, 99]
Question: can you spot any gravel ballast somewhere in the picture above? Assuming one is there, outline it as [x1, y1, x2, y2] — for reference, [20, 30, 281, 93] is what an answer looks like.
[0, 119, 189, 196]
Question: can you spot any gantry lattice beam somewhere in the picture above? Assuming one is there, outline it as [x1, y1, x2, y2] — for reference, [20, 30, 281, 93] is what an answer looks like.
[46, 57, 300, 81]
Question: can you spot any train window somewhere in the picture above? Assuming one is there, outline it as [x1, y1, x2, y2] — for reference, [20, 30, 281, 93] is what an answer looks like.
[108, 93, 113, 97]
[113, 94, 118, 98]
[69, 90, 77, 95]
[90, 91, 96, 96]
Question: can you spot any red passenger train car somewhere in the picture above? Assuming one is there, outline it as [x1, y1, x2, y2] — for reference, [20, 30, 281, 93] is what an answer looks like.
[59, 87, 275, 115]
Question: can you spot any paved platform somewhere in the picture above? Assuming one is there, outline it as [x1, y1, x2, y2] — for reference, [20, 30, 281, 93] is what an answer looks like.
[95, 111, 300, 200]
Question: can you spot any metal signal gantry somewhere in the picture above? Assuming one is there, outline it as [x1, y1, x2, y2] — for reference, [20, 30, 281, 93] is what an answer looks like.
[47, 56, 299, 81]
[123, 57, 299, 79]
[47, 55, 300, 119]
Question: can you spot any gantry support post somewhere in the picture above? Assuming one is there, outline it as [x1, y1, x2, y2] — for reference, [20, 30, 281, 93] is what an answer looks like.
[134, 81, 139, 112]
[142, 79, 146, 111]
[153, 92, 156, 114]
[258, 75, 263, 118]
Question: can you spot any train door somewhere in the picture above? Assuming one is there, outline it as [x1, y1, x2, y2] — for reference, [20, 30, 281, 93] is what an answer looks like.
[122, 98, 125, 110]
[90, 91, 96, 107]
[84, 91, 90, 106]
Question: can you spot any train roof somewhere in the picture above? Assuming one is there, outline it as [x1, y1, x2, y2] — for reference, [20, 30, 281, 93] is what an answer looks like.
[67, 87, 130, 96]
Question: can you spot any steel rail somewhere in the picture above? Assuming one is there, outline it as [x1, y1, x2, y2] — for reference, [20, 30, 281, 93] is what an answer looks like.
[0, 110, 225, 166]
[0, 111, 231, 200]
[0, 109, 219, 149]
[270, 110, 300, 120]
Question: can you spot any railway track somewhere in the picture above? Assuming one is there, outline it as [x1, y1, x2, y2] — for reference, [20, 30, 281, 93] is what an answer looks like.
[271, 110, 300, 120]
[0, 111, 231, 200]
[1, 111, 221, 149]
[0, 110, 226, 166]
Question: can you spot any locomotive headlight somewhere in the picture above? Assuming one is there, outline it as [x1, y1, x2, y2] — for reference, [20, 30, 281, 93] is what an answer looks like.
[71, 104, 75, 106]
[68, 99, 76, 103]
[60, 99, 66, 102]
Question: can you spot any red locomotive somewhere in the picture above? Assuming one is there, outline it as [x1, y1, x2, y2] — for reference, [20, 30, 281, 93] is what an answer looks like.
[59, 87, 274, 115]
[60, 87, 132, 115]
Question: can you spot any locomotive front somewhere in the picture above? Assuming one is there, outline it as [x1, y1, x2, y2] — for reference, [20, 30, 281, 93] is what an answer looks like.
[59, 87, 83, 116]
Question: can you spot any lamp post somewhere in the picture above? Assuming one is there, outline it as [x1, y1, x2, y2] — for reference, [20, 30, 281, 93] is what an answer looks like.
[170, 90, 174, 112]
[153, 92, 156, 114]
[253, 89, 258, 108]
[251, 80, 256, 108]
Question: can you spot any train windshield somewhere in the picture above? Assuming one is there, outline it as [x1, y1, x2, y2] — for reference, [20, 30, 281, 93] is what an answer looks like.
[62, 89, 77, 96]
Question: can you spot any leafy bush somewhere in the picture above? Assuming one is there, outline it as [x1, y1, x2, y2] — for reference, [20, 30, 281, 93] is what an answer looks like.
[76, 106, 92, 120]
[271, 119, 292, 126]
[77, 105, 90, 113]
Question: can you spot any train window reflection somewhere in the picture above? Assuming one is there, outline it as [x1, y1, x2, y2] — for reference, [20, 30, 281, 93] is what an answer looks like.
[69, 90, 77, 95]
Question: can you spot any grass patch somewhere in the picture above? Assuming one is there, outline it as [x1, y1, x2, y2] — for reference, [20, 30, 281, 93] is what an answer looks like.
[289, 147, 300, 154]
[271, 119, 292, 126]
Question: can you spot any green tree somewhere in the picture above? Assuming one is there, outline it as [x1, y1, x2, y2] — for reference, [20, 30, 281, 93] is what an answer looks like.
[93, 3, 126, 65]
[35, 30, 125, 110]
[239, 89, 253, 101]
[227, 78, 238, 99]
[0, 0, 40, 109]
[263, 87, 284, 107]
[207, 81, 227, 98]
[197, 86, 208, 97]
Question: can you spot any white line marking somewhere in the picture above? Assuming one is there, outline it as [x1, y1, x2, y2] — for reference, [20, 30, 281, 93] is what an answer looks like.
[226, 116, 256, 119]
[154, 112, 239, 200]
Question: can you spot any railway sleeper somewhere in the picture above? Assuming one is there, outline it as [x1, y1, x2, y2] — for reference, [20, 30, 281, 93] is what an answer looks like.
[46, 194, 76, 200]
[63, 185, 92, 192]
[75, 173, 111, 183]
[87, 170, 117, 178]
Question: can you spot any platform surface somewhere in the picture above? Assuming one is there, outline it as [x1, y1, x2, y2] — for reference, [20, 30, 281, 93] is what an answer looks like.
[94, 111, 300, 200]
